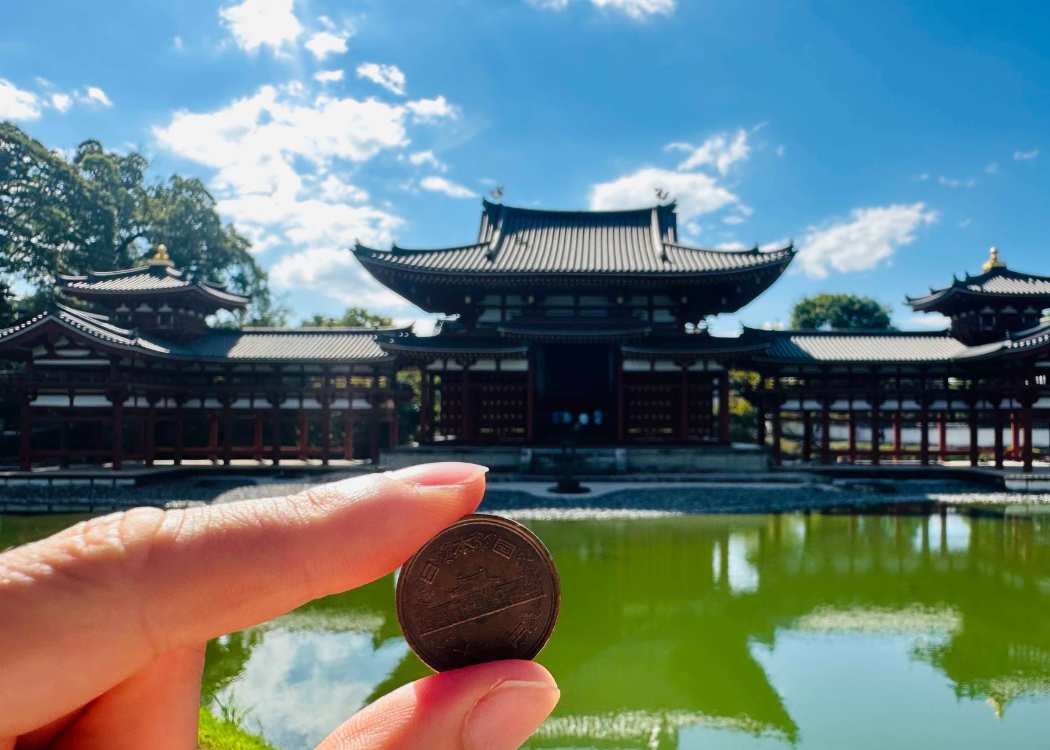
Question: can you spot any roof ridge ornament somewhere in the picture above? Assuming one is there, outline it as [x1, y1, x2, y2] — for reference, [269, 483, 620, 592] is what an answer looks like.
[147, 243, 174, 268]
[982, 245, 1006, 273]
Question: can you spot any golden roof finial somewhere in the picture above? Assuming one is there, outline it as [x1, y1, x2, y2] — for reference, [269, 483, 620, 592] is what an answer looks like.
[982, 246, 1005, 273]
[148, 243, 173, 267]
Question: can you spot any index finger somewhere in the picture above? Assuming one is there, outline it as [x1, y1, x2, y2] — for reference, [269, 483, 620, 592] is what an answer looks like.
[0, 461, 487, 737]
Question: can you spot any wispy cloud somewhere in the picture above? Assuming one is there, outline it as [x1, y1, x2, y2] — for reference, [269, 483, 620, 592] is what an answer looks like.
[356, 63, 406, 96]
[313, 69, 344, 83]
[407, 150, 447, 171]
[796, 203, 937, 279]
[0, 78, 42, 120]
[526, 0, 674, 19]
[1014, 148, 1040, 161]
[985, 161, 999, 174]
[84, 86, 112, 107]
[937, 175, 976, 189]
[420, 175, 475, 198]
[666, 129, 750, 174]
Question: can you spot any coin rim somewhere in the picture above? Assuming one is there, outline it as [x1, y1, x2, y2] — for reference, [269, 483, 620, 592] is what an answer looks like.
[395, 512, 561, 672]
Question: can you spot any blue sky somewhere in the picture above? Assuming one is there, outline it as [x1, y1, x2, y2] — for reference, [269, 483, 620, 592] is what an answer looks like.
[2, 0, 1048, 333]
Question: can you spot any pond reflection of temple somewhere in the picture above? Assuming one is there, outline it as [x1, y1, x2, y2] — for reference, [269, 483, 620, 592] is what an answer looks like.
[199, 513, 1050, 750]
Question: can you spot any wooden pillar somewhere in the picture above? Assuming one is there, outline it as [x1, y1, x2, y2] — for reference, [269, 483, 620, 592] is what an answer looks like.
[718, 369, 731, 444]
[461, 364, 472, 443]
[297, 409, 308, 460]
[1011, 412, 1020, 460]
[678, 364, 690, 441]
[893, 411, 902, 461]
[993, 402, 1005, 469]
[1023, 397, 1034, 473]
[174, 397, 185, 466]
[59, 411, 69, 469]
[771, 401, 783, 466]
[252, 414, 264, 460]
[270, 396, 282, 466]
[222, 397, 233, 466]
[756, 403, 766, 446]
[919, 401, 930, 466]
[207, 412, 219, 464]
[802, 409, 812, 462]
[968, 398, 979, 467]
[343, 410, 355, 461]
[847, 408, 857, 463]
[111, 392, 124, 471]
[420, 366, 432, 443]
[321, 396, 332, 466]
[18, 393, 32, 471]
[938, 415, 947, 462]
[870, 389, 881, 466]
[369, 397, 381, 464]
[145, 400, 157, 467]
[820, 398, 832, 464]
[616, 351, 625, 442]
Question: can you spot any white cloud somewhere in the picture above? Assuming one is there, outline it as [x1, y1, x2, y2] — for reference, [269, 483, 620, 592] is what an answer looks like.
[527, 0, 570, 8]
[219, 0, 302, 53]
[937, 175, 975, 189]
[589, 167, 738, 221]
[591, 0, 675, 19]
[270, 247, 411, 310]
[50, 93, 72, 113]
[670, 129, 750, 174]
[0, 79, 42, 120]
[420, 176, 476, 199]
[407, 150, 446, 171]
[317, 175, 369, 203]
[405, 95, 455, 122]
[905, 313, 950, 329]
[305, 30, 349, 60]
[314, 69, 344, 83]
[83, 86, 112, 107]
[356, 63, 406, 96]
[173, 35, 185, 51]
[1014, 148, 1040, 161]
[914, 173, 930, 182]
[797, 202, 937, 279]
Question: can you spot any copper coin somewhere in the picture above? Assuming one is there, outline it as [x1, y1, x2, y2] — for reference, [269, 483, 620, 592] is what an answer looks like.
[396, 513, 560, 672]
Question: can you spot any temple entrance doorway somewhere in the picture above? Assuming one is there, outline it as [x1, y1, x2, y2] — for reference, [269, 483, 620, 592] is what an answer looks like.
[535, 343, 616, 444]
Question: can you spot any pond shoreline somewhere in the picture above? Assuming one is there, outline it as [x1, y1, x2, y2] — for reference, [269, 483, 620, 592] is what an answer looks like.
[2, 472, 1048, 516]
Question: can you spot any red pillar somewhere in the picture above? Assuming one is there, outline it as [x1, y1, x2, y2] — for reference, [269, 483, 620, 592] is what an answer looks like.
[919, 403, 930, 466]
[847, 409, 857, 463]
[802, 409, 812, 461]
[461, 366, 472, 443]
[174, 398, 185, 466]
[718, 369, 731, 445]
[343, 412, 355, 461]
[145, 402, 157, 467]
[678, 365, 690, 441]
[321, 397, 332, 465]
[222, 398, 233, 466]
[821, 399, 832, 464]
[253, 415, 264, 460]
[771, 404, 783, 466]
[1011, 412, 1020, 460]
[938, 415, 947, 462]
[871, 397, 881, 466]
[270, 398, 282, 466]
[207, 412, 219, 464]
[893, 411, 902, 461]
[298, 409, 308, 460]
[1023, 400, 1034, 473]
[18, 394, 32, 471]
[993, 405, 1005, 469]
[968, 401, 979, 467]
[111, 394, 124, 471]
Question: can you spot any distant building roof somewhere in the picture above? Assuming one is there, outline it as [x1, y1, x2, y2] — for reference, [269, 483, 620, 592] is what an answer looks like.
[58, 264, 250, 310]
[907, 250, 1050, 312]
[0, 305, 397, 364]
[747, 329, 974, 364]
[354, 200, 794, 277]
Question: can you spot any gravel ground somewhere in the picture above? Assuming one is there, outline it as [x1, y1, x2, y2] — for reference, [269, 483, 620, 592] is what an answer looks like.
[2, 472, 1045, 515]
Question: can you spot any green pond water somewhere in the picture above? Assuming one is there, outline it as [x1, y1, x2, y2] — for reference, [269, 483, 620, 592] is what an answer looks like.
[4, 510, 1050, 749]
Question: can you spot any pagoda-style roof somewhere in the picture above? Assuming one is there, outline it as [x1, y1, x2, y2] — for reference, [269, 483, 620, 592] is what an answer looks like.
[58, 261, 249, 311]
[907, 249, 1050, 313]
[353, 200, 794, 314]
[0, 305, 398, 364]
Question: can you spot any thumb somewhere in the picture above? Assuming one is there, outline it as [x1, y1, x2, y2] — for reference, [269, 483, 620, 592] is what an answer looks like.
[317, 660, 559, 750]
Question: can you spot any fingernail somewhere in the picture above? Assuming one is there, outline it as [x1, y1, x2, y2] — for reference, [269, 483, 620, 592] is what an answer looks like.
[387, 462, 488, 487]
[463, 679, 560, 750]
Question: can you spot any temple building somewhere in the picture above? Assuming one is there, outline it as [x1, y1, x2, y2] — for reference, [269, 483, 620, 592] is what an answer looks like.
[2, 200, 1050, 472]
[355, 200, 794, 446]
[0, 246, 404, 470]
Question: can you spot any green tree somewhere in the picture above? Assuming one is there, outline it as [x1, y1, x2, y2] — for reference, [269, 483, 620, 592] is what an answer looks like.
[790, 293, 894, 330]
[0, 123, 273, 321]
[301, 307, 394, 328]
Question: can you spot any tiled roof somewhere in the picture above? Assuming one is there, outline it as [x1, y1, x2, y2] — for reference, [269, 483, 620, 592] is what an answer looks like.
[59, 265, 249, 308]
[752, 330, 972, 363]
[0, 307, 397, 363]
[908, 267, 1050, 311]
[355, 200, 794, 276]
[186, 328, 400, 361]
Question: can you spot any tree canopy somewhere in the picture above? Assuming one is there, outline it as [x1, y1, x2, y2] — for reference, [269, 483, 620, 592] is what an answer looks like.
[790, 293, 894, 331]
[0, 123, 275, 324]
[300, 307, 395, 328]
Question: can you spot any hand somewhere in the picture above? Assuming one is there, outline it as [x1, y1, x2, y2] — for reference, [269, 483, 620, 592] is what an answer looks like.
[0, 462, 560, 750]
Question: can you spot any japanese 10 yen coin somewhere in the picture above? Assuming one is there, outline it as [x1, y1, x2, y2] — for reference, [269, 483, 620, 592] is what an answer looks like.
[396, 513, 560, 672]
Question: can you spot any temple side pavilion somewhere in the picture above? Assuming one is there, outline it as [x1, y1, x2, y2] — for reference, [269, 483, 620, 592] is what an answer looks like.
[0, 247, 404, 470]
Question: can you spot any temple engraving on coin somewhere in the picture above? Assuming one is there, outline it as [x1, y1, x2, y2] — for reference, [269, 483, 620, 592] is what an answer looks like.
[396, 513, 560, 672]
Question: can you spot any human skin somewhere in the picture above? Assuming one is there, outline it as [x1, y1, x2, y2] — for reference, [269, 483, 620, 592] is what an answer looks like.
[0, 462, 559, 750]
